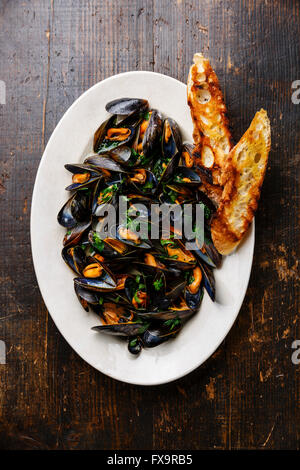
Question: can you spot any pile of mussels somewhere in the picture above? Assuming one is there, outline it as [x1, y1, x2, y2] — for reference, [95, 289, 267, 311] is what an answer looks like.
[57, 98, 221, 355]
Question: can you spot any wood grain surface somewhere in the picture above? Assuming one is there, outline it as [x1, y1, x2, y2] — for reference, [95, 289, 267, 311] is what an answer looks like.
[0, 0, 299, 450]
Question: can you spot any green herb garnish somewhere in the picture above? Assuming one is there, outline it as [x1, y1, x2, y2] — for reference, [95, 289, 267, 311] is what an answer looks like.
[93, 233, 105, 252]
[153, 278, 163, 291]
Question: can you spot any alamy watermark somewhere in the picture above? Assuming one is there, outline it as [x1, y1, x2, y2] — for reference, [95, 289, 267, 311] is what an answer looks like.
[0, 340, 6, 364]
[0, 80, 6, 105]
[291, 80, 300, 104]
[95, 197, 205, 250]
[291, 340, 300, 365]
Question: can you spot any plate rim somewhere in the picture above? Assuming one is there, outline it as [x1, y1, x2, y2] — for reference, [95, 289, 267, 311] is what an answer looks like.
[30, 70, 254, 386]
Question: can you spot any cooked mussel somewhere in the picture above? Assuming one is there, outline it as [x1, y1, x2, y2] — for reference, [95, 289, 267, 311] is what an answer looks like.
[74, 259, 117, 292]
[125, 273, 149, 311]
[181, 143, 195, 168]
[172, 167, 201, 186]
[149, 271, 167, 309]
[160, 183, 194, 205]
[199, 261, 215, 301]
[193, 235, 222, 268]
[142, 320, 182, 348]
[128, 336, 143, 355]
[93, 115, 116, 153]
[63, 220, 92, 247]
[107, 146, 132, 166]
[92, 178, 122, 217]
[88, 231, 134, 259]
[128, 169, 158, 195]
[92, 322, 148, 337]
[157, 238, 197, 271]
[58, 191, 91, 228]
[100, 302, 134, 324]
[64, 164, 102, 191]
[116, 224, 152, 249]
[95, 116, 136, 154]
[140, 109, 163, 160]
[133, 252, 169, 275]
[105, 98, 149, 116]
[62, 245, 87, 275]
[162, 118, 182, 160]
[74, 283, 100, 311]
[184, 266, 204, 310]
[153, 150, 181, 188]
[92, 301, 149, 337]
[84, 154, 126, 174]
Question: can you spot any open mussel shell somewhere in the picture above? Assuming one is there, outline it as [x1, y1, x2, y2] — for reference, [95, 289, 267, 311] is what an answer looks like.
[92, 177, 122, 217]
[142, 321, 182, 348]
[64, 164, 102, 191]
[154, 150, 181, 191]
[105, 98, 149, 116]
[160, 183, 194, 205]
[153, 274, 186, 309]
[74, 283, 100, 312]
[203, 240, 222, 268]
[63, 220, 92, 247]
[141, 109, 163, 160]
[133, 252, 170, 275]
[57, 195, 77, 228]
[166, 280, 187, 303]
[93, 115, 116, 153]
[139, 295, 194, 321]
[107, 146, 132, 166]
[107, 144, 145, 168]
[92, 322, 148, 337]
[62, 245, 87, 275]
[84, 154, 126, 173]
[74, 259, 117, 292]
[149, 271, 167, 309]
[88, 231, 133, 258]
[180, 143, 195, 168]
[116, 224, 152, 249]
[124, 274, 149, 311]
[146, 276, 186, 312]
[185, 286, 204, 311]
[184, 267, 204, 310]
[157, 239, 197, 271]
[124, 193, 152, 206]
[128, 169, 158, 195]
[162, 117, 182, 160]
[101, 289, 132, 307]
[193, 236, 222, 269]
[199, 262, 215, 301]
[94, 115, 136, 154]
[58, 191, 91, 228]
[172, 167, 201, 186]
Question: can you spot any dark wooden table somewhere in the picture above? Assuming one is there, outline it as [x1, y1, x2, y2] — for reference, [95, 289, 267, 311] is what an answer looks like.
[0, 0, 299, 450]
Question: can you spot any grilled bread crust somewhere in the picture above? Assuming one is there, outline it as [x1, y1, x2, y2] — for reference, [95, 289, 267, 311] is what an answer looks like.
[211, 109, 271, 255]
[187, 53, 233, 185]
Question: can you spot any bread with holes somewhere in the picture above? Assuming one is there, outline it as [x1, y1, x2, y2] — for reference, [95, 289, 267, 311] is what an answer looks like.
[187, 53, 233, 185]
[211, 109, 271, 255]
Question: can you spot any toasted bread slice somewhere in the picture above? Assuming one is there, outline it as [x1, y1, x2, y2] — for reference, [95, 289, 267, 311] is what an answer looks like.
[187, 53, 233, 184]
[211, 109, 271, 255]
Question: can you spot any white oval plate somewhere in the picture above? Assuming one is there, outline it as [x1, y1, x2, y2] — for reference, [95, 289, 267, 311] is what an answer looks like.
[31, 71, 254, 385]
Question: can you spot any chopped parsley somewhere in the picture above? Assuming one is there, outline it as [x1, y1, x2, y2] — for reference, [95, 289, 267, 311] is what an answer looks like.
[153, 278, 164, 291]
[93, 233, 105, 252]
